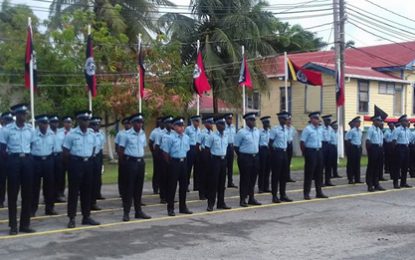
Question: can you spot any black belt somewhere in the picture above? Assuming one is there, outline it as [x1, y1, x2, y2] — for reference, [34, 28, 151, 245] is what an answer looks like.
[125, 156, 144, 162]
[71, 155, 92, 162]
[322, 141, 329, 144]
[397, 144, 409, 147]
[53, 152, 62, 156]
[351, 145, 361, 148]
[239, 152, 258, 157]
[305, 148, 321, 151]
[212, 155, 226, 160]
[273, 148, 287, 152]
[171, 157, 186, 162]
[33, 155, 53, 161]
[371, 144, 382, 147]
[287, 141, 293, 145]
[9, 153, 30, 158]
[260, 146, 269, 149]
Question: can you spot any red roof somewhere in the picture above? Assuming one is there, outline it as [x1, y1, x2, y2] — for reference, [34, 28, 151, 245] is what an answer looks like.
[188, 94, 234, 112]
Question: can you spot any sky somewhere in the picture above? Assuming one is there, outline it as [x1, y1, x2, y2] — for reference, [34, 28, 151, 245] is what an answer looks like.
[11, 0, 415, 49]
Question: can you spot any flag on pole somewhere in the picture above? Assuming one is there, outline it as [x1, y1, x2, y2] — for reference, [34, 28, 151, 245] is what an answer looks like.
[137, 44, 145, 98]
[24, 24, 37, 90]
[84, 33, 97, 97]
[336, 68, 345, 107]
[193, 51, 211, 96]
[238, 54, 252, 89]
[287, 58, 323, 86]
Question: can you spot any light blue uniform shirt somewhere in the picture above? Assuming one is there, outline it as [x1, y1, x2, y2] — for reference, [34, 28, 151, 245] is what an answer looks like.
[383, 128, 394, 143]
[63, 127, 96, 157]
[31, 128, 55, 156]
[114, 129, 126, 145]
[53, 128, 70, 153]
[321, 125, 333, 142]
[205, 131, 228, 156]
[161, 132, 190, 158]
[225, 124, 236, 144]
[259, 128, 271, 147]
[366, 125, 383, 145]
[155, 129, 168, 147]
[286, 126, 296, 143]
[330, 130, 338, 146]
[197, 128, 213, 149]
[0, 122, 34, 154]
[234, 127, 260, 154]
[119, 128, 147, 157]
[269, 125, 288, 149]
[149, 127, 161, 142]
[392, 126, 411, 145]
[93, 130, 106, 154]
[185, 125, 201, 146]
[300, 124, 322, 149]
[348, 127, 362, 146]
[345, 130, 351, 141]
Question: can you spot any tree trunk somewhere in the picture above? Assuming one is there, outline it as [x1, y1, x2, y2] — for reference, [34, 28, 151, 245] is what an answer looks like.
[212, 84, 219, 113]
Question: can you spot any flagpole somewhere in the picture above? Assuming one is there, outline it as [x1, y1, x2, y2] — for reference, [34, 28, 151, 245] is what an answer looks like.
[196, 40, 200, 115]
[28, 17, 35, 127]
[87, 25, 93, 112]
[284, 51, 289, 112]
[137, 33, 142, 113]
[241, 45, 246, 127]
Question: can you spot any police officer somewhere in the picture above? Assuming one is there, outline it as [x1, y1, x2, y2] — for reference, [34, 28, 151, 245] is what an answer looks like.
[54, 116, 72, 202]
[148, 117, 163, 194]
[204, 117, 231, 211]
[49, 115, 63, 203]
[300, 112, 328, 200]
[346, 117, 363, 184]
[0, 104, 35, 235]
[156, 116, 174, 203]
[330, 121, 340, 178]
[224, 113, 237, 188]
[197, 116, 214, 200]
[115, 116, 132, 198]
[321, 115, 335, 186]
[408, 123, 415, 178]
[383, 122, 395, 175]
[258, 116, 271, 193]
[63, 110, 100, 228]
[235, 112, 261, 207]
[366, 115, 386, 192]
[286, 115, 296, 182]
[90, 116, 105, 211]
[269, 112, 293, 203]
[185, 115, 201, 191]
[31, 115, 57, 217]
[0, 112, 14, 208]
[392, 115, 412, 189]
[161, 117, 192, 216]
[118, 113, 151, 221]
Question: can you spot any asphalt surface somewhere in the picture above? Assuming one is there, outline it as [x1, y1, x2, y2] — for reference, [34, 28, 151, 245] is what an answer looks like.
[1, 169, 415, 259]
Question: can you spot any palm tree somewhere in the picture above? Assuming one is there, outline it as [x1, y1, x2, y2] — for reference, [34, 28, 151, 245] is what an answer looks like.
[159, 0, 325, 112]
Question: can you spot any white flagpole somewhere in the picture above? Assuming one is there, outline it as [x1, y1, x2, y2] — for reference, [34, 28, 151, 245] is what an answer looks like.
[196, 40, 200, 115]
[284, 51, 289, 112]
[28, 17, 35, 127]
[242, 45, 246, 127]
[88, 25, 93, 112]
[137, 33, 142, 113]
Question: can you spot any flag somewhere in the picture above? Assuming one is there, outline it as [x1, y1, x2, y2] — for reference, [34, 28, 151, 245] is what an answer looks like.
[238, 54, 252, 89]
[374, 105, 388, 121]
[137, 44, 145, 99]
[193, 51, 211, 96]
[287, 58, 323, 86]
[336, 68, 345, 107]
[24, 25, 37, 90]
[84, 33, 97, 97]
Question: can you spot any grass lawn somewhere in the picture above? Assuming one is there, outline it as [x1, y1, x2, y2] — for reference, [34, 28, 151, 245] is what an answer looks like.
[102, 156, 369, 185]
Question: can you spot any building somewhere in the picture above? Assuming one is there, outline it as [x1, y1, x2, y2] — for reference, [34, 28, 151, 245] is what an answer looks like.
[258, 41, 415, 130]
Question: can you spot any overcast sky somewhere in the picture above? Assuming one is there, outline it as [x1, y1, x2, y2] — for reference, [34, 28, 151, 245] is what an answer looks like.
[13, 0, 415, 48]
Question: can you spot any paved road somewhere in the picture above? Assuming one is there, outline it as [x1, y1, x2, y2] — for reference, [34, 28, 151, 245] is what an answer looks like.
[1, 169, 415, 259]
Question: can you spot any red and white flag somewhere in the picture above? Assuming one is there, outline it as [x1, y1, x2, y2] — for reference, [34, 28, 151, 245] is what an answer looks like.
[193, 51, 211, 96]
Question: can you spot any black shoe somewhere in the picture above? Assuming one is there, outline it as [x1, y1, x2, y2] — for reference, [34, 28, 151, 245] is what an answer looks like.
[217, 204, 231, 210]
[375, 185, 386, 191]
[316, 193, 329, 199]
[227, 183, 238, 188]
[355, 181, 364, 184]
[153, 190, 159, 195]
[140, 202, 146, 206]
[82, 217, 100, 226]
[333, 175, 342, 178]
[168, 210, 175, 216]
[368, 187, 375, 192]
[304, 195, 311, 200]
[160, 199, 167, 204]
[263, 189, 272, 193]
[394, 184, 401, 189]
[272, 196, 281, 203]
[179, 207, 193, 214]
[287, 179, 296, 183]
[122, 213, 130, 222]
[135, 211, 151, 219]
[30, 212, 35, 218]
[91, 204, 102, 211]
[199, 195, 207, 200]
[97, 195, 106, 200]
[206, 205, 214, 212]
[67, 218, 76, 228]
[19, 226, 36, 233]
[248, 198, 262, 206]
[325, 182, 336, 187]
[321, 184, 326, 187]
[258, 190, 264, 194]
[9, 227, 18, 235]
[348, 180, 355, 184]
[0, 202, 4, 208]
[45, 209, 58, 215]
[280, 195, 293, 202]
[379, 178, 387, 181]
[401, 183, 412, 188]
[240, 199, 248, 207]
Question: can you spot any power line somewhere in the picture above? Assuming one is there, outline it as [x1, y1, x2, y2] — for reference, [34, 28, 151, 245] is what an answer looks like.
[363, 0, 415, 24]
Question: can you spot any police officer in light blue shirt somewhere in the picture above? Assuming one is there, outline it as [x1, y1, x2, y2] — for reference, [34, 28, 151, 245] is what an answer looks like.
[286, 115, 296, 183]
[63, 110, 100, 229]
[118, 113, 151, 221]
[197, 116, 214, 200]
[148, 117, 163, 195]
[161, 117, 192, 216]
[392, 114, 412, 188]
[258, 116, 271, 193]
[383, 122, 395, 175]
[204, 117, 231, 211]
[330, 121, 340, 178]
[321, 115, 335, 186]
[300, 111, 328, 200]
[157, 116, 174, 204]
[0, 111, 14, 208]
[185, 115, 201, 194]
[366, 115, 385, 192]
[0, 103, 35, 235]
[114, 116, 132, 198]
[234, 112, 261, 207]
[346, 117, 363, 184]
[31, 115, 57, 217]
[224, 113, 237, 188]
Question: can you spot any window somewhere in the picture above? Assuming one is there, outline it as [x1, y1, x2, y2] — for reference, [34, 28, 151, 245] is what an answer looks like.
[305, 84, 322, 113]
[247, 91, 260, 111]
[379, 82, 395, 95]
[394, 84, 403, 115]
[280, 87, 292, 112]
[358, 80, 369, 113]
